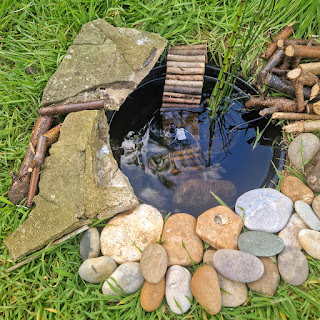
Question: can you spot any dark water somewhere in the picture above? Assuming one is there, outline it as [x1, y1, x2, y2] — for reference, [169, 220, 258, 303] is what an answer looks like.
[109, 68, 281, 217]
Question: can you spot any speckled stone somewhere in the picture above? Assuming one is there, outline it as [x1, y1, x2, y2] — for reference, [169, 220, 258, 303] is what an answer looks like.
[247, 257, 280, 296]
[162, 213, 203, 266]
[295, 201, 320, 231]
[140, 278, 165, 312]
[288, 133, 320, 171]
[298, 229, 320, 259]
[80, 227, 100, 261]
[100, 204, 163, 264]
[217, 273, 248, 307]
[140, 244, 168, 284]
[278, 213, 309, 250]
[238, 231, 284, 257]
[235, 188, 293, 233]
[190, 265, 221, 315]
[102, 262, 145, 297]
[165, 265, 193, 314]
[196, 206, 242, 250]
[312, 195, 320, 219]
[78, 256, 117, 283]
[203, 249, 216, 268]
[280, 176, 314, 205]
[213, 249, 264, 283]
[278, 246, 309, 286]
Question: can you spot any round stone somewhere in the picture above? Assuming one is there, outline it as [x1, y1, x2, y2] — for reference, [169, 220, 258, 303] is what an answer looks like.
[78, 256, 117, 283]
[162, 213, 203, 266]
[102, 262, 145, 297]
[203, 249, 216, 268]
[140, 278, 165, 312]
[306, 150, 320, 192]
[212, 249, 264, 283]
[140, 244, 168, 284]
[165, 265, 193, 314]
[196, 206, 242, 250]
[298, 229, 320, 259]
[247, 256, 280, 296]
[278, 246, 309, 286]
[288, 133, 320, 171]
[280, 176, 314, 205]
[190, 265, 221, 315]
[80, 227, 100, 261]
[312, 195, 320, 219]
[235, 188, 293, 233]
[100, 204, 163, 264]
[238, 231, 284, 257]
[295, 201, 320, 231]
[217, 273, 248, 307]
[278, 213, 309, 250]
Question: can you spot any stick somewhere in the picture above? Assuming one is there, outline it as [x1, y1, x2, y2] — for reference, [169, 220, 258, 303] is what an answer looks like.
[278, 39, 320, 47]
[163, 85, 202, 95]
[299, 62, 320, 75]
[245, 97, 297, 111]
[310, 84, 320, 101]
[264, 22, 295, 59]
[161, 103, 200, 109]
[8, 116, 53, 204]
[39, 99, 104, 116]
[163, 92, 202, 99]
[165, 79, 203, 88]
[43, 123, 62, 145]
[5, 225, 89, 273]
[166, 67, 205, 75]
[283, 120, 320, 133]
[166, 74, 204, 81]
[272, 112, 320, 120]
[167, 54, 206, 63]
[162, 96, 201, 104]
[171, 44, 207, 50]
[271, 67, 288, 76]
[291, 37, 314, 69]
[167, 61, 205, 68]
[312, 101, 320, 115]
[25, 166, 41, 208]
[168, 49, 207, 56]
[264, 74, 311, 99]
[285, 45, 320, 59]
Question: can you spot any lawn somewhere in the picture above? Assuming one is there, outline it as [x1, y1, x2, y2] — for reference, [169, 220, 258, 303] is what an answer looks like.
[1, 0, 320, 319]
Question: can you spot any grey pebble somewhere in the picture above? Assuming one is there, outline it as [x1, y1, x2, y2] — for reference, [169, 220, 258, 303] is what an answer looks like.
[295, 201, 320, 231]
[80, 227, 100, 261]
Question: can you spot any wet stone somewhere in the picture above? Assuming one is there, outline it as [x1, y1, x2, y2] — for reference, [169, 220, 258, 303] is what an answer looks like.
[190, 265, 221, 316]
[140, 244, 168, 284]
[278, 213, 309, 250]
[278, 246, 309, 286]
[217, 273, 248, 308]
[212, 249, 264, 283]
[298, 229, 320, 260]
[235, 188, 293, 233]
[280, 176, 314, 205]
[295, 201, 320, 231]
[306, 149, 320, 193]
[162, 213, 203, 266]
[102, 262, 145, 297]
[312, 195, 320, 219]
[196, 206, 242, 250]
[247, 256, 280, 296]
[78, 256, 117, 283]
[238, 231, 284, 257]
[140, 278, 165, 312]
[165, 265, 193, 314]
[80, 227, 100, 261]
[288, 133, 320, 171]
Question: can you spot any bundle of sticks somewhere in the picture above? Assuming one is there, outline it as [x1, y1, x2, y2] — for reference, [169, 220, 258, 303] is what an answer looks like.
[246, 22, 320, 133]
[8, 99, 105, 207]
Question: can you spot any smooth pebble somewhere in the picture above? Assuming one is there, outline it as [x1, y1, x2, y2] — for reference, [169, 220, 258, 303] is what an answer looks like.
[80, 227, 100, 261]
[295, 201, 320, 231]
[299, 229, 320, 259]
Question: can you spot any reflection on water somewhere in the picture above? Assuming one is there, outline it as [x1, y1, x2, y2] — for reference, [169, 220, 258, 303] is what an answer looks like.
[109, 74, 280, 217]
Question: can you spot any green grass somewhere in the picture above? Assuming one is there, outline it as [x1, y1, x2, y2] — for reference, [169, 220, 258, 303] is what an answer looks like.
[1, 0, 320, 319]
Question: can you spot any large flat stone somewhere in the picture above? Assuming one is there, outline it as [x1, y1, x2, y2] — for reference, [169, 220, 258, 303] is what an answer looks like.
[41, 19, 167, 109]
[4, 110, 138, 260]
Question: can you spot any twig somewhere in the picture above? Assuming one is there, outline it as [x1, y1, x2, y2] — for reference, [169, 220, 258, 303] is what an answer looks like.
[272, 112, 320, 120]
[283, 120, 320, 133]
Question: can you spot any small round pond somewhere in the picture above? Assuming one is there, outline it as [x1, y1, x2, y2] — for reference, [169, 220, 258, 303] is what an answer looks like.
[109, 65, 285, 217]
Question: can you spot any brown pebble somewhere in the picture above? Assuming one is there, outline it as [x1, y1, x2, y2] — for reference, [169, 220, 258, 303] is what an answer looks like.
[203, 249, 216, 268]
[140, 278, 165, 312]
[191, 265, 221, 315]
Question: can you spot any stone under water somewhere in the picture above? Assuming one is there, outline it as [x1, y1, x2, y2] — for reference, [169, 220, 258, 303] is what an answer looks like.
[4, 110, 139, 260]
[41, 19, 167, 109]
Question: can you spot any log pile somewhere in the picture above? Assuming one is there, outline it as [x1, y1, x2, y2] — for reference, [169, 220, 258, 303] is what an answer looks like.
[248, 22, 320, 133]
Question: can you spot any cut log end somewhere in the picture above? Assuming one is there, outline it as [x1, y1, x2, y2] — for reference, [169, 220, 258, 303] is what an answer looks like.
[285, 45, 295, 57]
[287, 67, 302, 80]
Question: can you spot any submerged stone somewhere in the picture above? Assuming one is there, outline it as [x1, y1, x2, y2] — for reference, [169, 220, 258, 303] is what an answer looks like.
[41, 19, 167, 109]
[4, 110, 138, 260]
